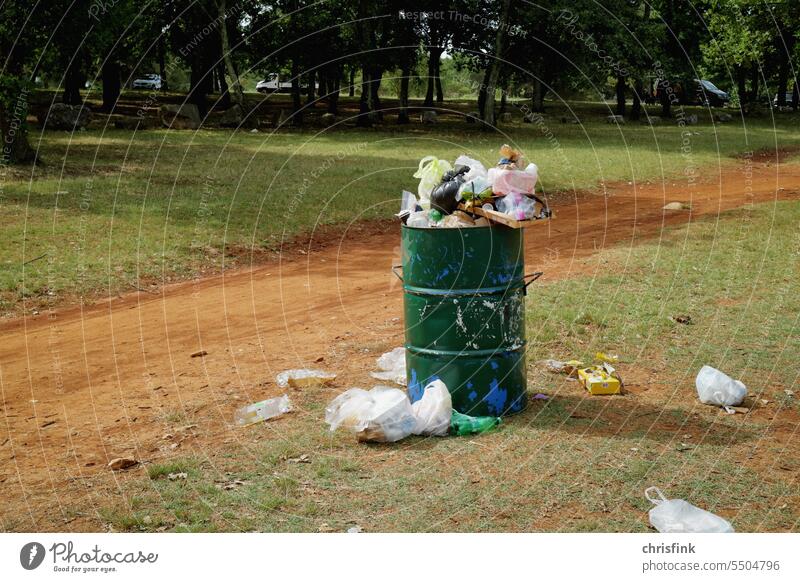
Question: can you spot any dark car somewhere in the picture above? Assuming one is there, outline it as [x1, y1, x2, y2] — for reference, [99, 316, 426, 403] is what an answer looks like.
[650, 79, 729, 107]
[695, 79, 729, 106]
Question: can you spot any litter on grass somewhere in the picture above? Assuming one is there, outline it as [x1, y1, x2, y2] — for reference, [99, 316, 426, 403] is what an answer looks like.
[370, 347, 406, 386]
[276, 369, 336, 388]
[325, 379, 500, 443]
[696, 365, 747, 408]
[645, 487, 734, 533]
[234, 394, 291, 426]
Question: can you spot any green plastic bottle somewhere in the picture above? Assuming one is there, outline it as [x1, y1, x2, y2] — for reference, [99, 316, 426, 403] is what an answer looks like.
[450, 410, 501, 436]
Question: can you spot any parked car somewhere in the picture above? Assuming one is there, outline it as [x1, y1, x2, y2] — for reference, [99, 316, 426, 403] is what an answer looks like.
[256, 73, 293, 93]
[695, 79, 730, 106]
[132, 74, 162, 90]
[650, 79, 729, 106]
[773, 91, 794, 107]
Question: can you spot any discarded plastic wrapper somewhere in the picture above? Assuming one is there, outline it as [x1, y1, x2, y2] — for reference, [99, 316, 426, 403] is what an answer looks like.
[488, 164, 538, 196]
[696, 365, 746, 408]
[645, 486, 734, 533]
[370, 347, 406, 386]
[325, 386, 417, 443]
[442, 212, 478, 228]
[276, 369, 336, 389]
[496, 191, 537, 220]
[450, 410, 501, 436]
[454, 155, 487, 182]
[411, 379, 452, 436]
[235, 394, 291, 426]
[397, 190, 418, 221]
[594, 351, 619, 364]
[540, 359, 584, 377]
[413, 156, 452, 210]
[578, 363, 621, 395]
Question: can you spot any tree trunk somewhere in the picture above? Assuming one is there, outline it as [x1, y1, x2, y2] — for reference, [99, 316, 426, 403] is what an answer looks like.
[63, 60, 83, 105]
[435, 57, 443, 104]
[357, 65, 373, 127]
[158, 36, 167, 89]
[307, 71, 316, 103]
[793, 82, 799, 111]
[424, 47, 438, 107]
[736, 67, 747, 109]
[630, 78, 643, 121]
[750, 64, 760, 104]
[370, 68, 382, 119]
[218, 62, 232, 107]
[499, 87, 507, 115]
[659, 79, 672, 117]
[777, 44, 789, 106]
[398, 64, 410, 124]
[101, 61, 121, 113]
[216, 0, 244, 106]
[188, 55, 210, 118]
[531, 78, 545, 112]
[482, 0, 511, 129]
[291, 60, 303, 126]
[0, 96, 37, 165]
[327, 67, 340, 114]
[615, 75, 626, 116]
[477, 67, 491, 117]
[349, 66, 355, 97]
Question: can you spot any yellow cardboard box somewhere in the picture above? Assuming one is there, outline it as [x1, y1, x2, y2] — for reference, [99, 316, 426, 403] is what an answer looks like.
[578, 365, 621, 395]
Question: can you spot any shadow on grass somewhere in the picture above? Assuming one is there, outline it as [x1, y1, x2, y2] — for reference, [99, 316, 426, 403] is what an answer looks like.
[513, 391, 755, 446]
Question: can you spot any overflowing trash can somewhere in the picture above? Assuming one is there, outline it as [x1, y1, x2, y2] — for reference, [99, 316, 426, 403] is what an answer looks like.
[396, 224, 539, 416]
[391, 144, 551, 418]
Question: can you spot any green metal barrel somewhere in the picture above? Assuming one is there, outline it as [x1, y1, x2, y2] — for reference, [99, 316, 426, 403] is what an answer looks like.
[399, 224, 532, 417]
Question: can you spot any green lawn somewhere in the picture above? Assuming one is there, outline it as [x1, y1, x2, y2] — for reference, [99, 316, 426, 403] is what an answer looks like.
[92, 200, 799, 532]
[2, 106, 799, 314]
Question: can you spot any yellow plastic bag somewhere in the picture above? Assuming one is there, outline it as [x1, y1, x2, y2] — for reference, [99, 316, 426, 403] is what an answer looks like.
[413, 156, 452, 210]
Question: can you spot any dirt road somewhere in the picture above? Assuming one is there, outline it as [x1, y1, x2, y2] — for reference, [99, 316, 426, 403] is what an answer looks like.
[1, 152, 798, 531]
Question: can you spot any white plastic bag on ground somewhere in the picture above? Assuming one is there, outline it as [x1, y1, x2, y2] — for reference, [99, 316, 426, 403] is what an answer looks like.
[695, 365, 746, 407]
[645, 487, 734, 533]
[276, 369, 336, 388]
[325, 386, 417, 443]
[411, 379, 452, 436]
[370, 347, 406, 386]
[235, 394, 292, 426]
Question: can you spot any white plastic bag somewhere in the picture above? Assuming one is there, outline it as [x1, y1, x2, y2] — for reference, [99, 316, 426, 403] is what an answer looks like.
[370, 347, 406, 386]
[645, 487, 734, 533]
[325, 386, 417, 443]
[454, 155, 488, 182]
[413, 156, 452, 210]
[411, 379, 452, 436]
[695, 365, 746, 407]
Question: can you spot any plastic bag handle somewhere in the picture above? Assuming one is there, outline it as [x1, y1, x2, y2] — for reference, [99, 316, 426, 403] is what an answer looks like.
[414, 155, 437, 177]
[391, 265, 403, 283]
[522, 272, 543, 295]
[645, 486, 668, 506]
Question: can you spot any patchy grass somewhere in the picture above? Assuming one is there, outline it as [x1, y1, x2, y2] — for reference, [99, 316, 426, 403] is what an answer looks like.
[2, 107, 800, 314]
[89, 201, 799, 532]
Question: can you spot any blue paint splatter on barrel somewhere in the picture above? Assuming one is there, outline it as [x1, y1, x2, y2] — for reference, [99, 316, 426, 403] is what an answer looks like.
[484, 379, 508, 415]
[408, 369, 422, 403]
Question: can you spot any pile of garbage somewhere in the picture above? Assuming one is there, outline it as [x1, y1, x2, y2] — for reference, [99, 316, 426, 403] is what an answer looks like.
[399, 144, 551, 229]
[325, 379, 500, 443]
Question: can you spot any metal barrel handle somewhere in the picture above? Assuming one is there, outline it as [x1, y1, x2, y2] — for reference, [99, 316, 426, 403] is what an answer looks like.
[391, 264, 403, 283]
[522, 272, 543, 295]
